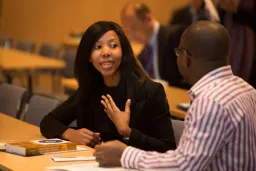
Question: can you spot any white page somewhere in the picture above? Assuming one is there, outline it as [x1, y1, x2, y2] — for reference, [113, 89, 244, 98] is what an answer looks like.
[0, 143, 6, 150]
[45, 162, 137, 171]
[51, 156, 95, 162]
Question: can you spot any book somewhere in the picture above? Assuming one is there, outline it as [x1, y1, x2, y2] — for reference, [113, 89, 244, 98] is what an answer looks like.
[5, 138, 76, 156]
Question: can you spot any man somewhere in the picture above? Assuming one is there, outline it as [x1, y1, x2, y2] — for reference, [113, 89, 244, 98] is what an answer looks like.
[121, 2, 189, 89]
[169, 0, 219, 26]
[94, 21, 256, 170]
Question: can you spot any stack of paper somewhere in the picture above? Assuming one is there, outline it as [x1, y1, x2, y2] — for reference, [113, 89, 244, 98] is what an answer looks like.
[0, 143, 6, 150]
[45, 162, 138, 171]
[51, 156, 95, 162]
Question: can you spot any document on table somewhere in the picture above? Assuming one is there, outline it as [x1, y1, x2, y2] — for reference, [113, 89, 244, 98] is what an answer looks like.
[51, 156, 95, 162]
[0, 143, 6, 150]
[45, 162, 138, 171]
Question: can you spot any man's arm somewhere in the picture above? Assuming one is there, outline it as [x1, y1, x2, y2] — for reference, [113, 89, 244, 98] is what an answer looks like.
[121, 98, 231, 171]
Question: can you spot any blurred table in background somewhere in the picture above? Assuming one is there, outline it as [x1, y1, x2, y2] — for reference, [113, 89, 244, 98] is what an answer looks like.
[0, 47, 66, 93]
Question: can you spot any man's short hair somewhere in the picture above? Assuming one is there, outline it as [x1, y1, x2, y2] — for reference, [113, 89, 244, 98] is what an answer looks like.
[134, 3, 151, 22]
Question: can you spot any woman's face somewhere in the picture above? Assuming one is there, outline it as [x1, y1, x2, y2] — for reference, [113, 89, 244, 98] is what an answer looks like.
[90, 30, 122, 79]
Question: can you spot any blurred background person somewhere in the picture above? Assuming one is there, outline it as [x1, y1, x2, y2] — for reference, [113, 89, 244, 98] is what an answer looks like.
[121, 2, 190, 89]
[169, 0, 220, 26]
[217, 0, 256, 88]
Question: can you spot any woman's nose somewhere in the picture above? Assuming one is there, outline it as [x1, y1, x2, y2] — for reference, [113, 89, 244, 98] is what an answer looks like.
[102, 46, 111, 57]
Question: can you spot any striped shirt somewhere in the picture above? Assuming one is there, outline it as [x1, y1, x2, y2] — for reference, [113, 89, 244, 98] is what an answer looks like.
[121, 66, 256, 171]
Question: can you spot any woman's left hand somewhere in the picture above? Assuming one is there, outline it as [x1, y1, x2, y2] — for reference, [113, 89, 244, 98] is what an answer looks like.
[101, 95, 131, 137]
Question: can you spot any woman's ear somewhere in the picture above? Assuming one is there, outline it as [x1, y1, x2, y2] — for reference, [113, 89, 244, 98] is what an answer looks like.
[89, 58, 92, 62]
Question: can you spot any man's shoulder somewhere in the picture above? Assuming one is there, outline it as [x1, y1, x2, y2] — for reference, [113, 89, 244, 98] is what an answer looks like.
[196, 77, 256, 107]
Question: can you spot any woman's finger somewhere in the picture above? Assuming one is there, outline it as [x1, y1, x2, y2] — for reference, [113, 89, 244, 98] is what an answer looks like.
[102, 95, 113, 113]
[106, 94, 117, 111]
[101, 100, 107, 109]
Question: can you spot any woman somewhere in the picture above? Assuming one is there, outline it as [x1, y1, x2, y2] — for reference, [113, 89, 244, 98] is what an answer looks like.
[40, 21, 176, 152]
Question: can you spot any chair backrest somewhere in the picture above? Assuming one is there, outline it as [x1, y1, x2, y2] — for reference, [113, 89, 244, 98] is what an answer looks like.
[15, 40, 35, 53]
[61, 49, 77, 78]
[24, 95, 60, 126]
[0, 35, 12, 49]
[69, 120, 77, 127]
[0, 83, 29, 118]
[38, 43, 60, 58]
[171, 119, 185, 144]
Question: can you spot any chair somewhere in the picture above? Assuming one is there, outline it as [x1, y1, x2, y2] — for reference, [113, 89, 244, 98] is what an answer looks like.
[61, 49, 77, 78]
[0, 35, 12, 49]
[38, 43, 60, 58]
[171, 119, 185, 144]
[69, 120, 77, 127]
[15, 40, 35, 53]
[24, 95, 60, 126]
[0, 83, 30, 118]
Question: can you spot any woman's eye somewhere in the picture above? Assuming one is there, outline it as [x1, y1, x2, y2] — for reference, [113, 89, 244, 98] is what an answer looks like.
[111, 44, 118, 48]
[94, 45, 101, 49]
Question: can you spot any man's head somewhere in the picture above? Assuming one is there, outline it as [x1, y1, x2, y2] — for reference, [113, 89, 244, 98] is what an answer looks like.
[120, 3, 156, 44]
[175, 21, 230, 85]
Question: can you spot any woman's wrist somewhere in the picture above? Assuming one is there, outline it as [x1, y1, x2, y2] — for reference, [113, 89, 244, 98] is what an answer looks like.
[118, 127, 131, 137]
[61, 128, 75, 140]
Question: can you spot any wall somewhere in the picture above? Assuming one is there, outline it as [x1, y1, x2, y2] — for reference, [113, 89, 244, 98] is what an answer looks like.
[0, 0, 189, 47]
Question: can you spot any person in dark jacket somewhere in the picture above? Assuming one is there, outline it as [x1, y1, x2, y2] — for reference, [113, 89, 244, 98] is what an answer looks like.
[40, 21, 176, 152]
[121, 2, 189, 89]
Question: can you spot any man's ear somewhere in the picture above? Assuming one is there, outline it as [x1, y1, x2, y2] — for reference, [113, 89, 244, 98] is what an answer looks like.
[185, 55, 191, 68]
[144, 14, 152, 26]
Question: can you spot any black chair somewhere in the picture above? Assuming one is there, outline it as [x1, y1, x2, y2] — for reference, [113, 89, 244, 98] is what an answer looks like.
[0, 83, 29, 118]
[24, 95, 60, 126]
[15, 40, 35, 53]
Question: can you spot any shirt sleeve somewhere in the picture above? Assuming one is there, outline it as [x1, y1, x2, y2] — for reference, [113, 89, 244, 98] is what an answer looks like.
[121, 98, 231, 171]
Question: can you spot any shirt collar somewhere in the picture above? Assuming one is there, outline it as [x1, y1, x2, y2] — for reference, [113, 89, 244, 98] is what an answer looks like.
[188, 65, 233, 102]
[148, 21, 160, 46]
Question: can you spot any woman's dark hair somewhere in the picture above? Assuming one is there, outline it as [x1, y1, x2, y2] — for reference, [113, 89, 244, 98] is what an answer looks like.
[74, 21, 148, 99]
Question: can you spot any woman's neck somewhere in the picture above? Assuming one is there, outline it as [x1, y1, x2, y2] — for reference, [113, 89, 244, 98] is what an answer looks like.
[103, 72, 121, 87]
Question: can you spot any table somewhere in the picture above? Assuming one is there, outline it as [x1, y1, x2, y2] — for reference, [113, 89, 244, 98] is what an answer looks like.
[164, 86, 189, 119]
[0, 113, 95, 171]
[0, 47, 66, 93]
[62, 78, 189, 119]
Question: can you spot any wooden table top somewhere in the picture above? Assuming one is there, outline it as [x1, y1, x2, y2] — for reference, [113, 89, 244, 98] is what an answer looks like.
[62, 78, 189, 119]
[0, 113, 95, 171]
[0, 47, 66, 70]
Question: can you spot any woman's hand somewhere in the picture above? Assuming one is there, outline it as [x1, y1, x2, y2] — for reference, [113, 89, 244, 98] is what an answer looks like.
[101, 94, 131, 137]
[61, 128, 101, 147]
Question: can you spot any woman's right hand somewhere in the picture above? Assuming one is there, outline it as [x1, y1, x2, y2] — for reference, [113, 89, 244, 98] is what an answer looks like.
[61, 128, 101, 147]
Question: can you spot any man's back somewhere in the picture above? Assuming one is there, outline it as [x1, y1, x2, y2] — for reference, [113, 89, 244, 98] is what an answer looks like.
[183, 66, 256, 170]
